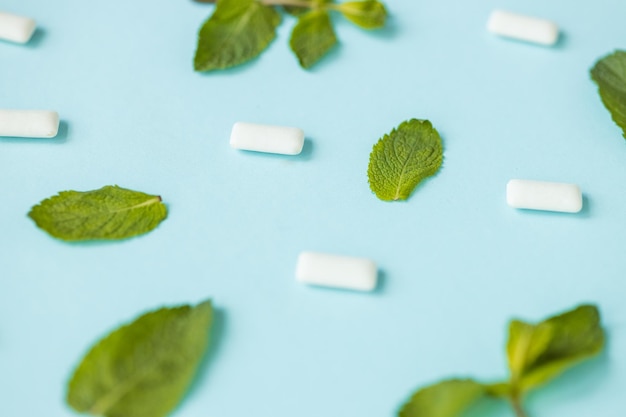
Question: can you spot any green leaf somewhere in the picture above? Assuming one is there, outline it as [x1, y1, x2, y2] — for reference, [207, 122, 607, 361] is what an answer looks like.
[28, 185, 167, 241]
[507, 320, 554, 380]
[194, 0, 281, 71]
[591, 50, 626, 139]
[289, 10, 338, 69]
[483, 382, 511, 398]
[399, 379, 486, 417]
[507, 304, 605, 393]
[368, 119, 443, 201]
[283, 0, 333, 17]
[338, 0, 387, 29]
[67, 301, 213, 417]
[283, 5, 308, 16]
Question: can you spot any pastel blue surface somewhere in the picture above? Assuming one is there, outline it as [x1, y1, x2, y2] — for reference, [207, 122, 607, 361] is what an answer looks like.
[1, 0, 625, 416]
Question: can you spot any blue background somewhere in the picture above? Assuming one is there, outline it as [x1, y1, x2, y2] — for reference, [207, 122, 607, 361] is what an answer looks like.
[1, 0, 625, 416]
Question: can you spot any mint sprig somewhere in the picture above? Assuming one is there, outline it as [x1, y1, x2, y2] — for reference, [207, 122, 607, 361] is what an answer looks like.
[193, 0, 388, 71]
[398, 304, 605, 417]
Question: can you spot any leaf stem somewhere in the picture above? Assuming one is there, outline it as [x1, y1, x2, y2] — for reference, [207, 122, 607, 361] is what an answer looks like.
[509, 394, 530, 417]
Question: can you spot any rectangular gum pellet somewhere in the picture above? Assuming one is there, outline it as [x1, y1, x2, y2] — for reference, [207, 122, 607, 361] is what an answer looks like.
[507, 179, 583, 213]
[487, 10, 559, 46]
[296, 251, 378, 292]
[0, 12, 36, 44]
[0, 110, 60, 138]
[230, 122, 304, 155]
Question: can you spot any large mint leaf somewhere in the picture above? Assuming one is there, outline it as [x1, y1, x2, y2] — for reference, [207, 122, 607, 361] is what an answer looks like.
[399, 379, 486, 417]
[368, 119, 443, 201]
[194, 0, 281, 71]
[507, 305, 605, 393]
[28, 185, 167, 241]
[289, 10, 338, 69]
[67, 301, 213, 417]
[591, 50, 626, 139]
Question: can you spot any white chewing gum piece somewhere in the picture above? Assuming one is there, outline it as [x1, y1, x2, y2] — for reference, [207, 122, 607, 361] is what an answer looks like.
[0, 12, 36, 44]
[487, 10, 559, 46]
[296, 251, 378, 292]
[230, 122, 305, 155]
[507, 179, 583, 213]
[0, 110, 60, 138]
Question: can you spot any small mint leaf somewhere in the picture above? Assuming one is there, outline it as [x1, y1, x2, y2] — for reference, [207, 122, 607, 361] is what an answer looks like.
[339, 0, 387, 29]
[67, 300, 214, 417]
[194, 0, 281, 71]
[368, 119, 443, 201]
[509, 304, 605, 393]
[28, 185, 167, 241]
[591, 50, 626, 139]
[507, 320, 553, 380]
[289, 10, 338, 69]
[399, 379, 486, 417]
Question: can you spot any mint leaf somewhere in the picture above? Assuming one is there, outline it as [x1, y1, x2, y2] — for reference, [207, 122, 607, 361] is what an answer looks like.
[194, 0, 281, 71]
[509, 305, 605, 392]
[289, 10, 338, 69]
[28, 185, 167, 241]
[507, 320, 553, 381]
[339, 0, 387, 29]
[484, 382, 511, 398]
[67, 301, 213, 417]
[591, 50, 626, 139]
[399, 379, 486, 417]
[283, 5, 308, 16]
[368, 119, 443, 201]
